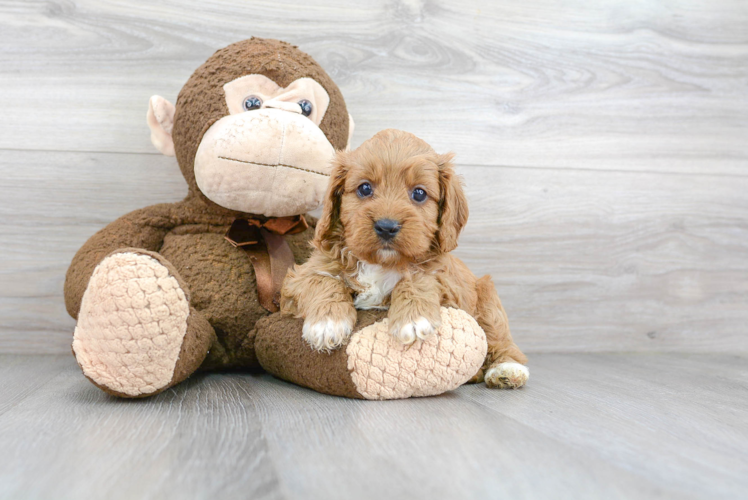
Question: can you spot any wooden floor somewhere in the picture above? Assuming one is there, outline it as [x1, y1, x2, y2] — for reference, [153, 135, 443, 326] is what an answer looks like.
[1, 353, 746, 500]
[2, 0, 747, 354]
[2, 1, 747, 498]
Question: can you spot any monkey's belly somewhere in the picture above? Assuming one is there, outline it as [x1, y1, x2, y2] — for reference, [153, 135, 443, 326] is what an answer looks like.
[159, 229, 263, 350]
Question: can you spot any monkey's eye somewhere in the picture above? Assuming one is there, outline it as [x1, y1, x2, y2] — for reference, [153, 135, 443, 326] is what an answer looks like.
[411, 187, 428, 203]
[356, 183, 373, 198]
[298, 99, 313, 117]
[243, 96, 263, 111]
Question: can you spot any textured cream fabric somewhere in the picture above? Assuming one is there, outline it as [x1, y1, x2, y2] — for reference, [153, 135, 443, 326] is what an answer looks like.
[193, 108, 335, 217]
[72, 252, 190, 396]
[346, 308, 487, 400]
[223, 75, 330, 125]
[146, 95, 176, 156]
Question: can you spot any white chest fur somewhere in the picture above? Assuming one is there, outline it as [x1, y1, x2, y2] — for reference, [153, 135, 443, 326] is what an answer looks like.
[352, 262, 402, 310]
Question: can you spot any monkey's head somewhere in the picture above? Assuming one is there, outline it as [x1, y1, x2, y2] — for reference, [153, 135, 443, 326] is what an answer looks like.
[147, 38, 354, 217]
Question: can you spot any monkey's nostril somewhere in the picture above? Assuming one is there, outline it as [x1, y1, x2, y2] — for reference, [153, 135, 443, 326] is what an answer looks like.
[373, 219, 401, 241]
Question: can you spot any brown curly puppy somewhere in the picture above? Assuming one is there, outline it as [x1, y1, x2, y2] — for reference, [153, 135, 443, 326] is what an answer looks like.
[281, 129, 528, 388]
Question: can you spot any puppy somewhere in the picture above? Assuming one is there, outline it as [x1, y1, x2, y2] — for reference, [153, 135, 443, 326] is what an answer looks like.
[280, 129, 528, 388]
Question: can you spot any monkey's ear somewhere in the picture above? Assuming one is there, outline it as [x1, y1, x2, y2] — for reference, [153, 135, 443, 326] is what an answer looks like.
[147, 95, 176, 156]
[435, 152, 469, 254]
[313, 152, 349, 249]
[345, 114, 355, 152]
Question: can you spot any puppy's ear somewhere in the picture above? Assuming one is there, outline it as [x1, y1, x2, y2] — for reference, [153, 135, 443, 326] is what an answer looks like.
[314, 152, 349, 249]
[435, 153, 469, 253]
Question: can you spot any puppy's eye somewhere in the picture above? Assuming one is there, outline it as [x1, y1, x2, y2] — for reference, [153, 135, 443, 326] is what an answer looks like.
[243, 96, 263, 111]
[411, 187, 428, 203]
[298, 99, 313, 117]
[356, 183, 373, 198]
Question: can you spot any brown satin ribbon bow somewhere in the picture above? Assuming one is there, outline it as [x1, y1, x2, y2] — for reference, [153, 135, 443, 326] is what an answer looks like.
[224, 215, 308, 313]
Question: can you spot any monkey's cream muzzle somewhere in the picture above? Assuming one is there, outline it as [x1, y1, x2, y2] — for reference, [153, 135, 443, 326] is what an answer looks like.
[194, 108, 335, 217]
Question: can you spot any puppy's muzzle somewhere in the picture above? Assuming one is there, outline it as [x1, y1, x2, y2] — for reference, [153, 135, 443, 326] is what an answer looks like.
[374, 219, 401, 241]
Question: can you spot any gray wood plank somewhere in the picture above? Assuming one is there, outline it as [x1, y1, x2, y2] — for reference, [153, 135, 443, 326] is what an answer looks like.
[0, 150, 185, 353]
[0, 356, 285, 500]
[3, 149, 746, 354]
[0, 0, 746, 174]
[244, 371, 687, 500]
[456, 165, 748, 353]
[0, 354, 70, 416]
[460, 353, 748, 499]
[1, 354, 746, 499]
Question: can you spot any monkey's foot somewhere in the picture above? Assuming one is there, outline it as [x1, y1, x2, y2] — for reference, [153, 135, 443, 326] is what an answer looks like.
[72, 250, 205, 398]
[484, 362, 529, 389]
[257, 307, 489, 400]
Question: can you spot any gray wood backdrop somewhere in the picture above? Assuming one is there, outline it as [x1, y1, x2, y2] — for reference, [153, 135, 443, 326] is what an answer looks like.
[1, 0, 746, 354]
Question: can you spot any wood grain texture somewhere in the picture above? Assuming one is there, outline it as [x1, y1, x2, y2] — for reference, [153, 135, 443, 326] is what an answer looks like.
[3, 149, 746, 353]
[0, 0, 746, 173]
[457, 165, 748, 352]
[1, 0, 747, 354]
[460, 353, 748, 499]
[0, 354, 70, 417]
[0, 355, 285, 500]
[0, 150, 186, 353]
[0, 353, 746, 500]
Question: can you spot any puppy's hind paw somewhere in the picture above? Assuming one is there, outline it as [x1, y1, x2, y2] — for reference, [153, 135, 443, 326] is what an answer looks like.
[302, 317, 354, 352]
[391, 317, 437, 345]
[485, 362, 529, 389]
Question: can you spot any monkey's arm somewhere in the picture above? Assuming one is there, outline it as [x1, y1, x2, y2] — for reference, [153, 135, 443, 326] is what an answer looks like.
[64, 203, 179, 319]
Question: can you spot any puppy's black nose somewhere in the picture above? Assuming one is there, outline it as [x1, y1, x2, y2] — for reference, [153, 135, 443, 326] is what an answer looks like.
[374, 219, 401, 241]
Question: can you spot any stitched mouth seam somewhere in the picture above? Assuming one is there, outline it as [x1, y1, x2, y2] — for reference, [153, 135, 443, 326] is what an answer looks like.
[218, 156, 330, 176]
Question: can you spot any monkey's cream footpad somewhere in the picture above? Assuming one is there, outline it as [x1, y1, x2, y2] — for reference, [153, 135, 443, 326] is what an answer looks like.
[72, 252, 190, 397]
[255, 307, 487, 400]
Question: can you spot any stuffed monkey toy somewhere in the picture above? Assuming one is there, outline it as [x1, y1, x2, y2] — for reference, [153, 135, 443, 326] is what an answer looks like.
[64, 38, 487, 400]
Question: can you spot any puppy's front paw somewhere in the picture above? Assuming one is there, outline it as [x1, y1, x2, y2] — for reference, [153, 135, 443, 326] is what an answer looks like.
[485, 362, 529, 389]
[302, 316, 355, 352]
[390, 317, 438, 345]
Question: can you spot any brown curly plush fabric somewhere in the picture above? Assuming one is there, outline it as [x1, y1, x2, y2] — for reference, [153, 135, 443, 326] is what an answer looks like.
[65, 202, 318, 397]
[172, 37, 349, 206]
[255, 308, 488, 400]
[64, 37, 487, 400]
[64, 38, 347, 397]
[255, 310, 387, 399]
